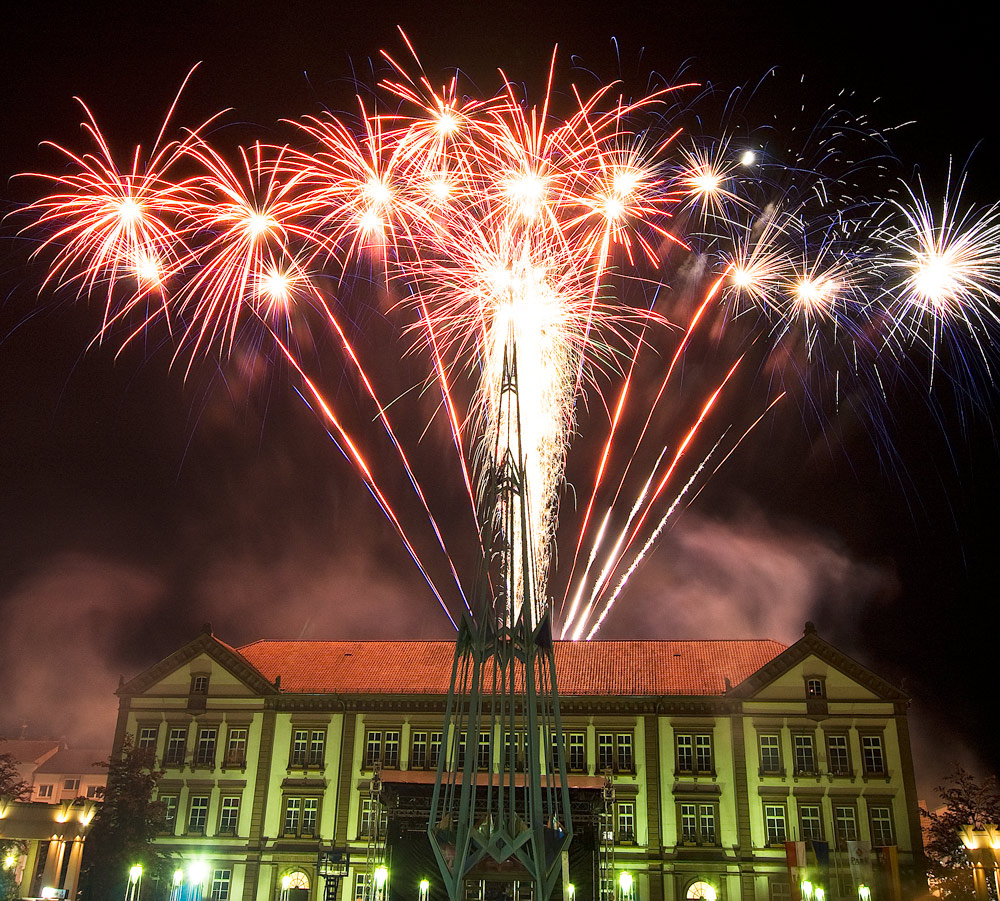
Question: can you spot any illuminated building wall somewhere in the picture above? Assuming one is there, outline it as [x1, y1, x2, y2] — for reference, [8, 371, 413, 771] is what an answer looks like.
[109, 623, 923, 901]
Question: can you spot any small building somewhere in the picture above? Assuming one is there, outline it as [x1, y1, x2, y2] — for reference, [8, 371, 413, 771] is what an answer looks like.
[110, 623, 924, 901]
[32, 749, 108, 804]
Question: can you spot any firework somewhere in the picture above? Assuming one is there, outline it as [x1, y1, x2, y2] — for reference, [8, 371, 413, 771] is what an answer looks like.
[18, 43, 1000, 639]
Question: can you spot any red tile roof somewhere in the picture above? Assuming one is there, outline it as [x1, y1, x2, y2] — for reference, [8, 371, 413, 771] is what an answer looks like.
[236, 639, 787, 696]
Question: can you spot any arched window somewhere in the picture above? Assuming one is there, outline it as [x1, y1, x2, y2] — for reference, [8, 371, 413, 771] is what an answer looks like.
[285, 872, 310, 889]
[686, 882, 717, 901]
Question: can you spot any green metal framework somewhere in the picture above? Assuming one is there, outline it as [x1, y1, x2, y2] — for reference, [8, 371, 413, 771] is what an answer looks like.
[430, 348, 573, 901]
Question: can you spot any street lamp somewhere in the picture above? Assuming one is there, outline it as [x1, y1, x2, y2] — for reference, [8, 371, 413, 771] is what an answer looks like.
[418, 879, 429, 901]
[374, 865, 388, 901]
[125, 864, 143, 901]
[857, 886, 871, 901]
[800, 880, 813, 901]
[188, 862, 209, 901]
[618, 872, 633, 901]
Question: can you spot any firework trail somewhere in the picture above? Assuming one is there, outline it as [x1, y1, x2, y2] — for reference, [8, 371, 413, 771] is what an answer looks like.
[17, 41, 1000, 638]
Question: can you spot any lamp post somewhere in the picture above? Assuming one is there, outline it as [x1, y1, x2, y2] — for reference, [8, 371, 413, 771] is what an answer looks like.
[125, 864, 143, 901]
[857, 885, 871, 901]
[617, 872, 633, 901]
[170, 869, 184, 901]
[418, 879, 430, 901]
[374, 865, 388, 901]
[188, 861, 209, 901]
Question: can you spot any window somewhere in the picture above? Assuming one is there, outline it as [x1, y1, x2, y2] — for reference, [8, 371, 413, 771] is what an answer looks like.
[618, 733, 634, 772]
[597, 732, 634, 773]
[165, 727, 187, 765]
[364, 729, 400, 769]
[678, 803, 717, 845]
[686, 884, 718, 901]
[191, 674, 209, 695]
[360, 797, 388, 838]
[211, 869, 231, 901]
[700, 805, 718, 845]
[219, 796, 240, 834]
[355, 873, 372, 901]
[505, 732, 526, 770]
[188, 795, 209, 833]
[769, 880, 791, 901]
[37, 784, 53, 799]
[477, 732, 492, 771]
[137, 726, 159, 752]
[194, 727, 218, 766]
[763, 803, 787, 844]
[799, 804, 823, 841]
[869, 805, 894, 846]
[86, 785, 103, 799]
[63, 778, 80, 792]
[550, 732, 585, 771]
[759, 734, 782, 775]
[291, 730, 309, 767]
[283, 796, 318, 836]
[309, 730, 326, 767]
[861, 735, 886, 776]
[834, 805, 859, 847]
[826, 734, 851, 776]
[411, 731, 428, 768]
[302, 797, 319, 836]
[411, 730, 444, 769]
[794, 734, 816, 775]
[617, 801, 635, 843]
[160, 794, 178, 834]
[598, 732, 632, 772]
[226, 727, 248, 767]
[806, 678, 825, 698]
[676, 733, 713, 775]
[383, 731, 401, 769]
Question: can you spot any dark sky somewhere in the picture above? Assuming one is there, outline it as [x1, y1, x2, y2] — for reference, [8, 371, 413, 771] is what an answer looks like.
[2, 1, 999, 801]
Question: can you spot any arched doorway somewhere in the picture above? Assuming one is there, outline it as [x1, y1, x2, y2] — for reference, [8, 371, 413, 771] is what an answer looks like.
[281, 870, 311, 901]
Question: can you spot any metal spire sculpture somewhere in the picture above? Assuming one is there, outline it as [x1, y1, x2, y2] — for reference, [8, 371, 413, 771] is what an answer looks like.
[430, 346, 573, 901]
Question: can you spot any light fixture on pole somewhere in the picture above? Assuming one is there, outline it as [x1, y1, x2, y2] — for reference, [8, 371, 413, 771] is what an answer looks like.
[125, 864, 143, 901]
[374, 865, 388, 901]
[618, 872, 633, 901]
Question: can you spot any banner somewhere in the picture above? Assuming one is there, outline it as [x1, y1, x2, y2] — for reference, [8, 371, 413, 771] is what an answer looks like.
[847, 841, 873, 885]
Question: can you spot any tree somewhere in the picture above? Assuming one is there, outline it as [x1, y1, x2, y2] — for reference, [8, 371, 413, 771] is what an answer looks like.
[922, 766, 1000, 899]
[0, 751, 31, 804]
[0, 749, 32, 901]
[79, 735, 167, 901]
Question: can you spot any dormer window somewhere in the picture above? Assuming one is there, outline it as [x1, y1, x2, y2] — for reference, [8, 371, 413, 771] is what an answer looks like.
[805, 677, 825, 698]
[191, 674, 210, 695]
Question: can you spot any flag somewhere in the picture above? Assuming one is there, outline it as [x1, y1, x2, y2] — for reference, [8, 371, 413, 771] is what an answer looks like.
[785, 841, 807, 900]
[848, 840, 873, 884]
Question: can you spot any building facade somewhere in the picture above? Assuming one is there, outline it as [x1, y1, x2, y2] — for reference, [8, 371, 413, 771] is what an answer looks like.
[109, 623, 923, 901]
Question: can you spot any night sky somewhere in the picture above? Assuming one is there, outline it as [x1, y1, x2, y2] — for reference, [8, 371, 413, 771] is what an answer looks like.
[2, 1, 999, 802]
